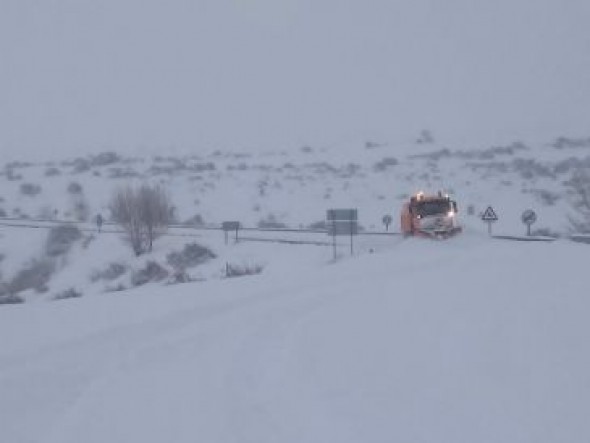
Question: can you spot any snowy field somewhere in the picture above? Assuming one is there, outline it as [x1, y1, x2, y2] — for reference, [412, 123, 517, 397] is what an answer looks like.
[0, 138, 589, 442]
[1, 232, 589, 443]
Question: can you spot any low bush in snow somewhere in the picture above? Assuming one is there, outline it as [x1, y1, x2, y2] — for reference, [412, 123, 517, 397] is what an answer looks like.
[91, 151, 120, 167]
[67, 181, 83, 194]
[8, 258, 55, 294]
[105, 283, 127, 293]
[166, 243, 216, 271]
[225, 263, 263, 278]
[373, 157, 399, 172]
[20, 183, 42, 196]
[90, 262, 128, 283]
[0, 294, 25, 305]
[45, 167, 62, 177]
[131, 261, 169, 287]
[53, 288, 83, 301]
[531, 228, 562, 238]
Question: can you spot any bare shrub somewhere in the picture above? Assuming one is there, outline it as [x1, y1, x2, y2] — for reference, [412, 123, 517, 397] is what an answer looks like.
[105, 283, 127, 293]
[9, 258, 55, 294]
[373, 157, 399, 172]
[5, 168, 22, 181]
[91, 151, 120, 166]
[225, 263, 263, 278]
[53, 288, 83, 301]
[45, 167, 62, 177]
[108, 167, 140, 179]
[72, 158, 91, 174]
[131, 261, 169, 286]
[46, 225, 82, 257]
[67, 182, 83, 194]
[20, 183, 42, 196]
[90, 263, 127, 283]
[167, 271, 201, 285]
[166, 243, 216, 271]
[109, 184, 173, 255]
[0, 294, 25, 305]
[530, 189, 560, 206]
[552, 136, 590, 150]
[512, 158, 555, 180]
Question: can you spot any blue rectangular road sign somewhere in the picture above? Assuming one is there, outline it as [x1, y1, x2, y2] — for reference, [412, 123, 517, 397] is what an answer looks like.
[327, 209, 358, 221]
[222, 221, 240, 231]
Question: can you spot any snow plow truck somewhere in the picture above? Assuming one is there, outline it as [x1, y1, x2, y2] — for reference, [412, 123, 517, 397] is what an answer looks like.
[401, 191, 462, 238]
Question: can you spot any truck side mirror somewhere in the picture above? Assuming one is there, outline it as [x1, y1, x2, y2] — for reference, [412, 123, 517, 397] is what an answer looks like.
[452, 201, 458, 213]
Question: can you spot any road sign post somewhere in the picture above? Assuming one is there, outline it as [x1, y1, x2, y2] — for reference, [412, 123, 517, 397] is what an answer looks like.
[382, 214, 392, 231]
[327, 209, 358, 259]
[222, 221, 240, 244]
[481, 206, 498, 235]
[521, 209, 537, 236]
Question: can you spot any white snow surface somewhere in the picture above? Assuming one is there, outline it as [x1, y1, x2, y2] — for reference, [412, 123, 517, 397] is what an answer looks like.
[1, 233, 589, 443]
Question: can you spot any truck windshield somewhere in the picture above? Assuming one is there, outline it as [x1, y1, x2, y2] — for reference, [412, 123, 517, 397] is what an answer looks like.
[415, 200, 450, 217]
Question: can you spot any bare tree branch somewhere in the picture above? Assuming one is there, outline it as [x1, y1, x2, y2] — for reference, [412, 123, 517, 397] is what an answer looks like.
[109, 185, 173, 255]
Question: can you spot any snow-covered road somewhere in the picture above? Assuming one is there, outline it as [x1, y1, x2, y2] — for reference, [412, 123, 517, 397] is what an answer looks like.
[1, 235, 589, 443]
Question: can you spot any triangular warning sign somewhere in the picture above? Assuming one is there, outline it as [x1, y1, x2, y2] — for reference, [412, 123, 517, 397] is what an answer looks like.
[481, 206, 498, 221]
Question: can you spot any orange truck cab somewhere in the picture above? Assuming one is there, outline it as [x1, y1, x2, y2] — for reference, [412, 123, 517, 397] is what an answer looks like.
[401, 192, 462, 238]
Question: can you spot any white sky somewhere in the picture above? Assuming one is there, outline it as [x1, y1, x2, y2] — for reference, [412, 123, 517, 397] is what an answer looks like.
[1, 0, 590, 160]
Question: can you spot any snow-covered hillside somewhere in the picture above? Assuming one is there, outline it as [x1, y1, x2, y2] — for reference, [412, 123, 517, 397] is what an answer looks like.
[1, 232, 589, 443]
[0, 136, 589, 302]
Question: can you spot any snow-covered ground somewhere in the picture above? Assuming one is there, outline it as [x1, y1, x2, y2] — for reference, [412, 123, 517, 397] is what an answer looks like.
[1, 139, 589, 442]
[1, 233, 589, 442]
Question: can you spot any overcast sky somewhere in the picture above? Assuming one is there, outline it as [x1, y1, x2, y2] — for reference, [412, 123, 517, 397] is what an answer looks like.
[1, 0, 590, 160]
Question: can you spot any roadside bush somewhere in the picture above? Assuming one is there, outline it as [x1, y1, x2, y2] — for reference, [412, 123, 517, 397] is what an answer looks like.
[53, 288, 83, 301]
[131, 261, 169, 286]
[531, 228, 561, 238]
[90, 262, 127, 283]
[166, 243, 216, 271]
[105, 283, 127, 293]
[45, 225, 82, 256]
[8, 258, 55, 294]
[45, 167, 62, 177]
[225, 263, 263, 278]
[167, 271, 199, 285]
[91, 151, 120, 166]
[67, 182, 83, 194]
[0, 294, 25, 305]
[72, 158, 91, 174]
